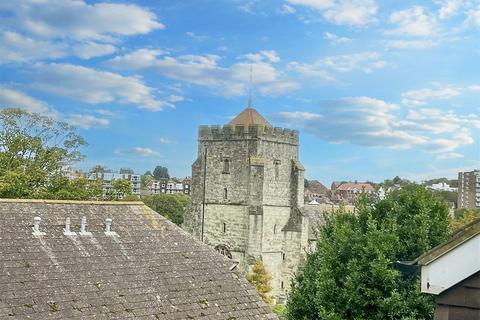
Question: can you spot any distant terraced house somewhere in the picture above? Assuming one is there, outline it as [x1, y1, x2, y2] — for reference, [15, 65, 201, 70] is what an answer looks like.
[0, 199, 277, 319]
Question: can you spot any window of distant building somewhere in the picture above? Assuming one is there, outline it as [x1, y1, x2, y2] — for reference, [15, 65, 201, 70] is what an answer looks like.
[274, 160, 281, 180]
[282, 252, 286, 261]
[273, 224, 277, 234]
[223, 188, 228, 200]
[281, 281, 284, 289]
[222, 223, 227, 233]
[223, 158, 231, 174]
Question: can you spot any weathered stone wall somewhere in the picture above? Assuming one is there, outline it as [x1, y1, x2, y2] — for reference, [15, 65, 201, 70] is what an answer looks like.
[185, 121, 308, 300]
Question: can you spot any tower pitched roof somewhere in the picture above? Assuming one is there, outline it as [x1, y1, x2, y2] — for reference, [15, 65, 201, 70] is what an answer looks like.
[228, 107, 272, 127]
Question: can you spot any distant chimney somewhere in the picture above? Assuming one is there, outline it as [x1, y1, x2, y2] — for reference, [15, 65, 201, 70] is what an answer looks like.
[105, 218, 112, 233]
[63, 217, 76, 236]
[104, 218, 118, 236]
[79, 216, 92, 236]
[32, 217, 46, 235]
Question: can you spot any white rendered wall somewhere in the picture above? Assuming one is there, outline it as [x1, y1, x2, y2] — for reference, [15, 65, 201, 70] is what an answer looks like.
[421, 234, 480, 294]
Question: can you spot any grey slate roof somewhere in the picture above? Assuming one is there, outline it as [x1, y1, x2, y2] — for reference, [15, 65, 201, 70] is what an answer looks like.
[0, 199, 277, 319]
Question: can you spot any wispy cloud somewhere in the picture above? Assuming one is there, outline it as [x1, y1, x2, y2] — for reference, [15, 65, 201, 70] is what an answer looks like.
[276, 96, 478, 156]
[286, 0, 378, 26]
[31, 63, 175, 111]
[65, 114, 110, 129]
[324, 32, 351, 44]
[387, 6, 438, 37]
[0, 1, 162, 62]
[115, 147, 160, 157]
[158, 137, 176, 144]
[0, 87, 110, 129]
[401, 85, 462, 106]
[107, 49, 298, 97]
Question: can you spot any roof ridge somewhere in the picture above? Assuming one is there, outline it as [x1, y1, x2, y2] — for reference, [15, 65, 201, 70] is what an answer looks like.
[0, 198, 145, 205]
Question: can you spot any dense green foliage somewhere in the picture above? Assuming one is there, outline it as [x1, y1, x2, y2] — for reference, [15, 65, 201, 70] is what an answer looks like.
[0, 108, 87, 198]
[141, 173, 154, 189]
[287, 185, 450, 320]
[142, 193, 191, 225]
[246, 260, 273, 304]
[153, 165, 169, 179]
[105, 179, 133, 201]
[450, 208, 480, 232]
[272, 304, 287, 319]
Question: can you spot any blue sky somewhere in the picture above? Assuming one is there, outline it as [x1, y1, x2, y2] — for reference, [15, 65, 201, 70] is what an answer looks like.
[0, 0, 479, 184]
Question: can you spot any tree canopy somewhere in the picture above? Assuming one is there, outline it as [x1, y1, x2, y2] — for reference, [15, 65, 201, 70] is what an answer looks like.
[142, 193, 191, 225]
[153, 165, 169, 180]
[0, 108, 86, 198]
[287, 184, 450, 320]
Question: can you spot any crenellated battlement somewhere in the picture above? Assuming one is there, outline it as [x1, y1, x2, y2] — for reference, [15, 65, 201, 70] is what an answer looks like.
[198, 124, 299, 145]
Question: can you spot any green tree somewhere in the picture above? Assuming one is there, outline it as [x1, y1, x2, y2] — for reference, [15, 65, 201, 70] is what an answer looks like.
[450, 208, 480, 232]
[0, 108, 86, 198]
[33, 176, 104, 200]
[246, 260, 273, 304]
[141, 173, 154, 189]
[106, 179, 132, 200]
[153, 165, 169, 179]
[287, 185, 450, 320]
[143, 193, 191, 225]
[90, 165, 108, 174]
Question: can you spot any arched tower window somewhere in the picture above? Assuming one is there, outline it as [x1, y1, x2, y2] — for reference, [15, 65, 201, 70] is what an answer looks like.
[274, 160, 281, 180]
[281, 281, 284, 289]
[223, 188, 228, 200]
[223, 158, 230, 174]
[273, 224, 277, 234]
[282, 252, 286, 261]
[222, 222, 227, 233]
[214, 244, 232, 259]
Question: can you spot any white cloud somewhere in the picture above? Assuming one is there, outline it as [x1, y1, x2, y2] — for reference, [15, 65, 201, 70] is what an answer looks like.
[158, 137, 176, 144]
[0, 86, 56, 115]
[286, 0, 378, 26]
[384, 39, 438, 49]
[185, 32, 208, 41]
[466, 5, 480, 26]
[0, 1, 162, 62]
[278, 4, 296, 15]
[436, 152, 464, 160]
[324, 32, 351, 44]
[243, 50, 281, 63]
[276, 96, 478, 155]
[287, 0, 333, 10]
[1, 0, 163, 41]
[32, 63, 174, 111]
[72, 42, 116, 59]
[115, 147, 160, 157]
[436, 0, 465, 19]
[0, 87, 111, 129]
[321, 51, 387, 73]
[287, 61, 336, 82]
[0, 31, 67, 63]
[387, 6, 438, 37]
[65, 114, 109, 129]
[108, 49, 298, 97]
[401, 85, 462, 106]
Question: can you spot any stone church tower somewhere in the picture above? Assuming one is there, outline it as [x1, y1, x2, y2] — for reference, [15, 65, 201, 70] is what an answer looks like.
[184, 106, 309, 300]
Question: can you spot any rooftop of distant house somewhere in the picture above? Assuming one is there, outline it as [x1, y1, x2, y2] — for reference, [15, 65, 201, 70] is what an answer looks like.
[336, 182, 375, 192]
